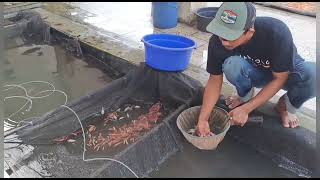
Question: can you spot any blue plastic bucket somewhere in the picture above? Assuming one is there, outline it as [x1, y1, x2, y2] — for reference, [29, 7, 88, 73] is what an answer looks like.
[141, 34, 196, 72]
[152, 2, 178, 29]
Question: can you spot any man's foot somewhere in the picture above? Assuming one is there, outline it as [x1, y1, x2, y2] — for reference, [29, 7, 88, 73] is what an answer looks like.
[276, 95, 299, 128]
[225, 95, 243, 109]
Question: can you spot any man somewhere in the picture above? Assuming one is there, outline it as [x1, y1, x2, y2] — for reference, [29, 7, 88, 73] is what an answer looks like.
[196, 2, 316, 137]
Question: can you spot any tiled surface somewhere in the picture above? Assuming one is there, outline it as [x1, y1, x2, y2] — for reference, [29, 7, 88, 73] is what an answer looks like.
[58, 2, 154, 37]
[157, 23, 199, 36]
[190, 49, 206, 67]
[187, 35, 208, 49]
[65, 2, 316, 66]
[41, 2, 316, 113]
[43, 2, 316, 64]
[196, 45, 208, 54]
[191, 31, 213, 42]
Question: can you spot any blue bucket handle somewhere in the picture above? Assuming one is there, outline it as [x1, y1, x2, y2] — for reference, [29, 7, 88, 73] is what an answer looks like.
[141, 34, 197, 51]
[141, 37, 197, 50]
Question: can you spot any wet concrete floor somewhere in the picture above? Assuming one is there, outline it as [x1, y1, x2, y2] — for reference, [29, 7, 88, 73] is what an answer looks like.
[149, 134, 298, 178]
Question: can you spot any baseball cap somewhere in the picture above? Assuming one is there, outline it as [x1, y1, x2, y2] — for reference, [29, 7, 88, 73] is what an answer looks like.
[206, 2, 256, 41]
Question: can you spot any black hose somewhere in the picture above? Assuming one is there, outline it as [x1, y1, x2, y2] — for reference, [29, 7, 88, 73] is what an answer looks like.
[4, 141, 57, 145]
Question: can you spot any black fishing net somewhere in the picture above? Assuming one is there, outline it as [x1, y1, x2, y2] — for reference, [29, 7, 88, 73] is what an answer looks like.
[4, 64, 205, 177]
[4, 11, 50, 44]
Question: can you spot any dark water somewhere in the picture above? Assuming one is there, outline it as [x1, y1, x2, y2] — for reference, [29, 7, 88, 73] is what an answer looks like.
[149, 135, 298, 178]
[2, 36, 113, 131]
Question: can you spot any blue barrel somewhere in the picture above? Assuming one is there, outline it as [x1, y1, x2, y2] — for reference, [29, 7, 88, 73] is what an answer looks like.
[141, 34, 196, 72]
[152, 2, 178, 29]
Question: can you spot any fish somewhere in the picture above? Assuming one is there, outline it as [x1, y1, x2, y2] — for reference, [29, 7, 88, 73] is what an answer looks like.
[101, 107, 105, 115]
[187, 128, 197, 135]
[67, 139, 76, 143]
[124, 107, 133, 112]
[187, 128, 215, 137]
[53, 136, 70, 144]
[88, 125, 96, 133]
[107, 112, 118, 121]
[71, 129, 83, 136]
[21, 47, 41, 55]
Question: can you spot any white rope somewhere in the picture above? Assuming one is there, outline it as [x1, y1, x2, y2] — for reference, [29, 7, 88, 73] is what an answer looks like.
[3, 81, 56, 99]
[32, 89, 68, 105]
[19, 81, 56, 99]
[61, 105, 139, 178]
[2, 81, 65, 127]
[4, 96, 33, 120]
[3, 84, 28, 96]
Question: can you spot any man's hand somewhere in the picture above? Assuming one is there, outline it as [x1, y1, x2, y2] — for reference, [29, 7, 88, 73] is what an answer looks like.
[228, 106, 249, 127]
[196, 120, 212, 137]
[228, 71, 288, 127]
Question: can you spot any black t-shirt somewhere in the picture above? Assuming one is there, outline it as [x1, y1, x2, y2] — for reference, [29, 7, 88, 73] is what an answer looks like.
[206, 16, 301, 75]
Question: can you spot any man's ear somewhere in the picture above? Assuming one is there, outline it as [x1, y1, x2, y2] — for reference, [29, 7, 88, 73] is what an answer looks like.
[248, 27, 255, 34]
[245, 27, 255, 37]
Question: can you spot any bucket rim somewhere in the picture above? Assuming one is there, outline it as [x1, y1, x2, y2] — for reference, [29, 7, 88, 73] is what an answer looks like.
[195, 7, 219, 18]
[141, 33, 197, 51]
[195, 10, 217, 19]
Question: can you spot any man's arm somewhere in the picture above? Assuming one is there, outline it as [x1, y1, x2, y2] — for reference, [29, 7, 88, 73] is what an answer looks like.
[197, 74, 223, 136]
[199, 74, 223, 122]
[230, 71, 289, 126]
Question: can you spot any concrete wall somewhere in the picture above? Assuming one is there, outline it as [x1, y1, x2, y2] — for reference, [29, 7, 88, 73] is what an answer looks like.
[178, 2, 206, 25]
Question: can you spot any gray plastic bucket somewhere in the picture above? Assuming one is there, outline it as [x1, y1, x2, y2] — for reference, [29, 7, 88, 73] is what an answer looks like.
[195, 7, 219, 33]
[177, 106, 230, 150]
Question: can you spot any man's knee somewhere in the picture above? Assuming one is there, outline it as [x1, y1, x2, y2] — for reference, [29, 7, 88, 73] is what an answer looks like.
[222, 56, 249, 83]
[303, 62, 316, 97]
[287, 61, 316, 107]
